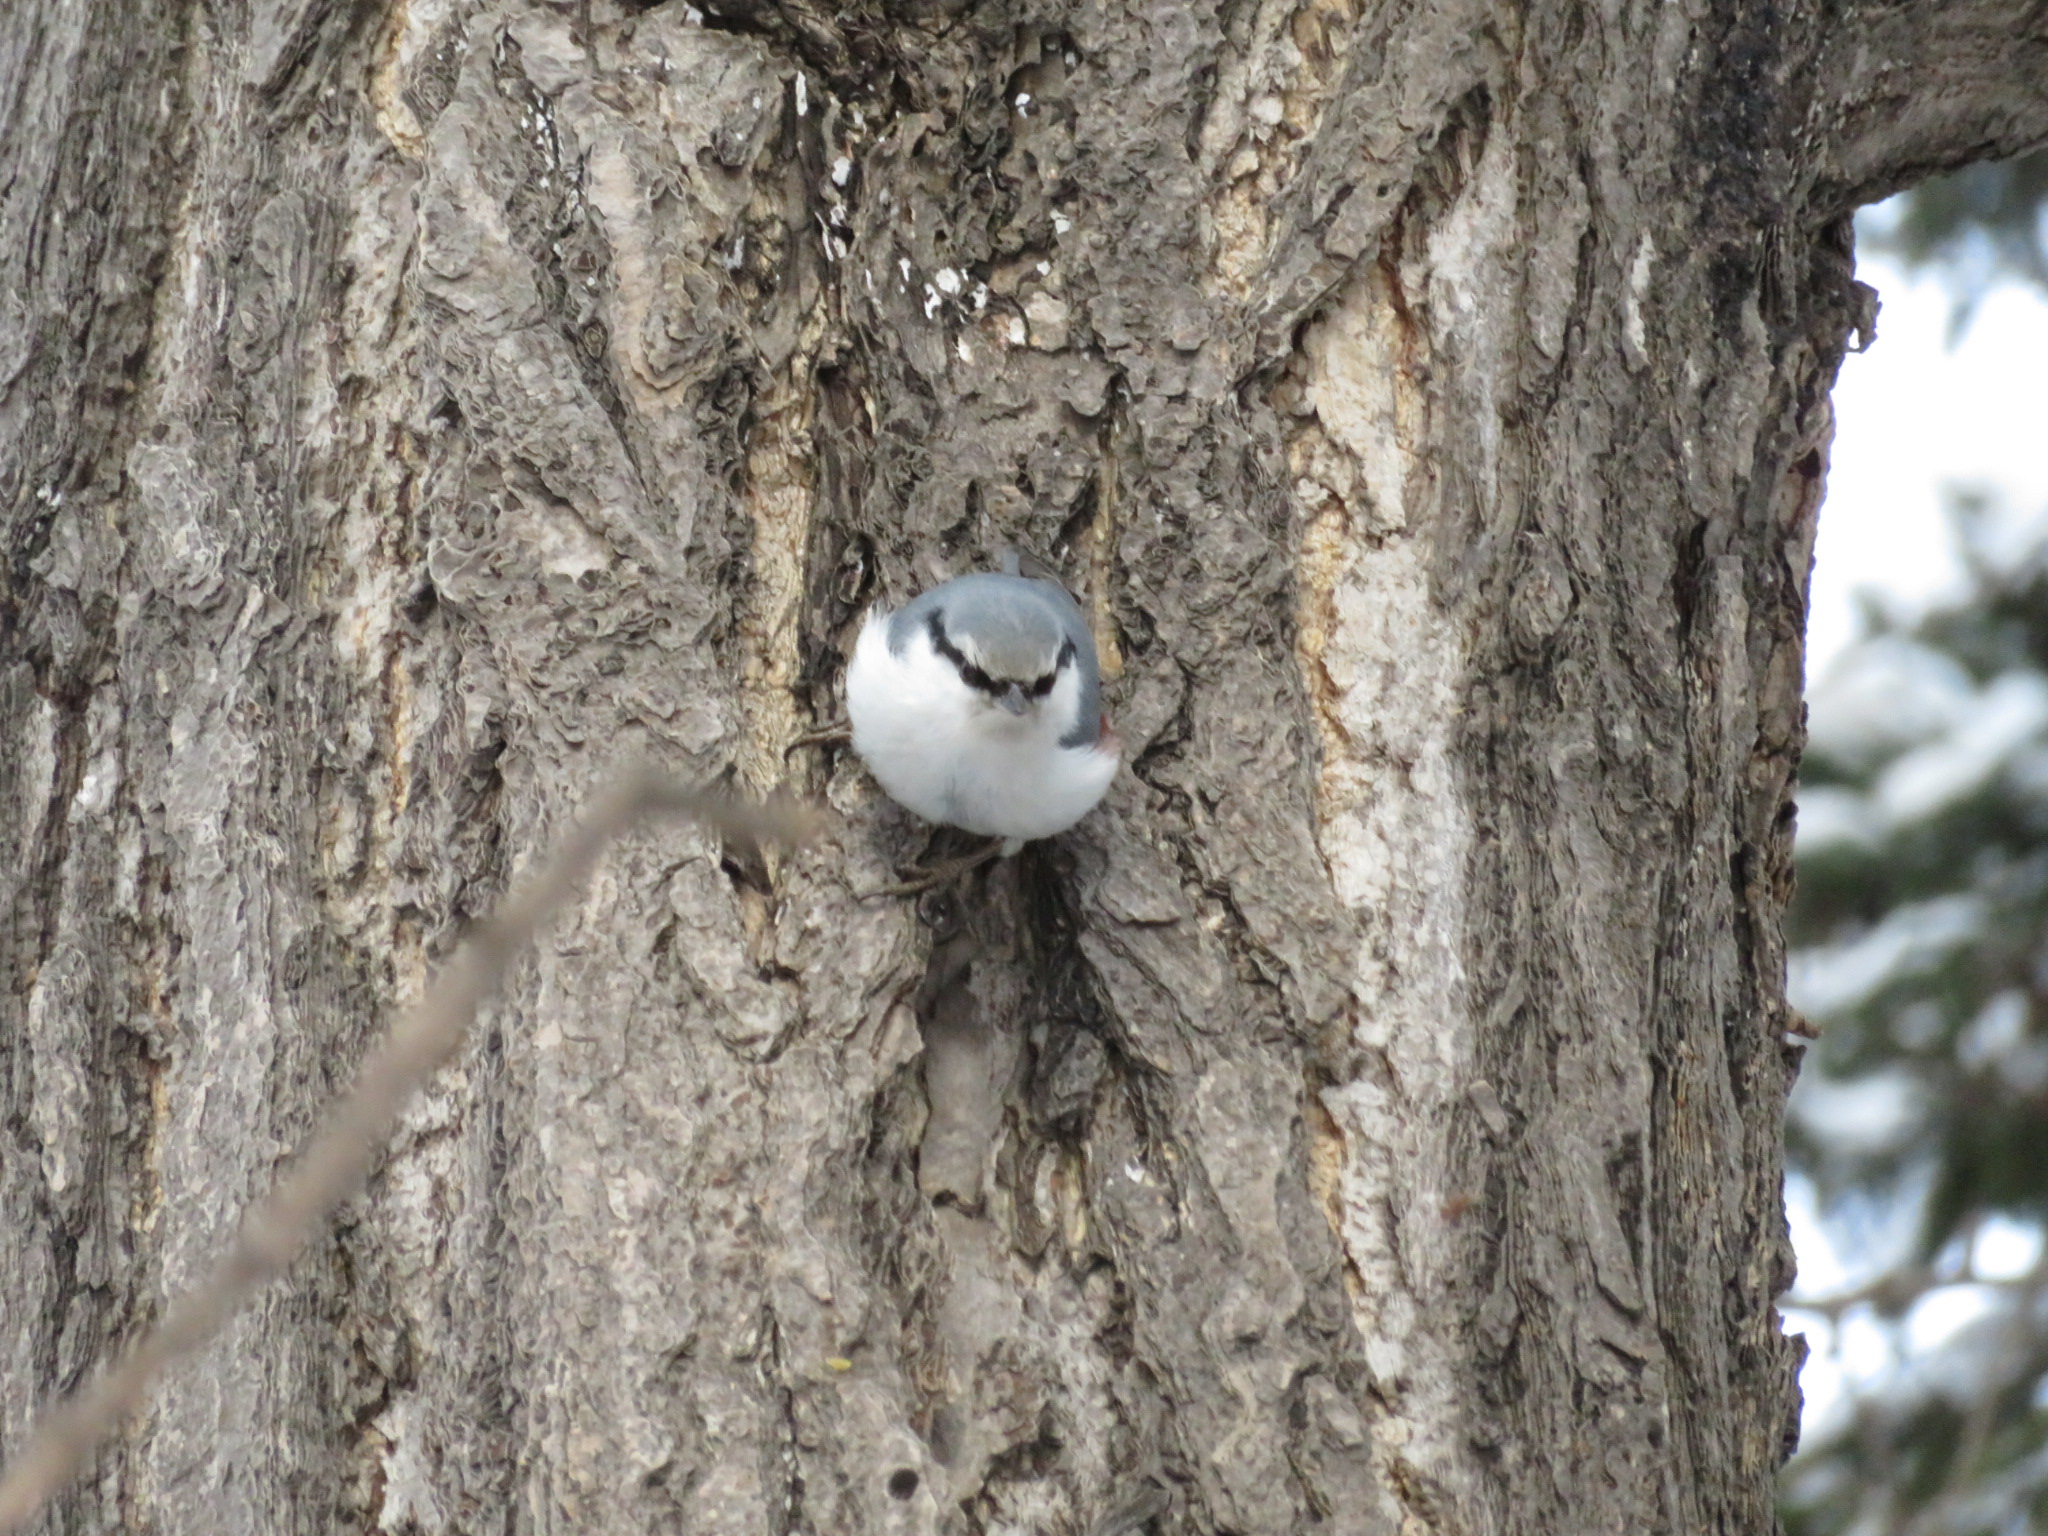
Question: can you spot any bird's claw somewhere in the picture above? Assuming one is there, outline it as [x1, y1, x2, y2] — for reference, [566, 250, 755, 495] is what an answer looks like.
[785, 720, 852, 758]
[860, 839, 1006, 898]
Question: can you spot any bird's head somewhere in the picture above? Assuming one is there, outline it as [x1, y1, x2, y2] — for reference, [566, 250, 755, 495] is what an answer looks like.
[925, 598, 1075, 717]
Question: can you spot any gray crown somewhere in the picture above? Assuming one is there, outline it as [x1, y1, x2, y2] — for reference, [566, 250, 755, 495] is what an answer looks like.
[888, 571, 1103, 748]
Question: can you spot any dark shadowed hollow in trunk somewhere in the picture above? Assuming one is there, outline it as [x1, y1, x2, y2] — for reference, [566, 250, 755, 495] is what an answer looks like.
[4, 0, 2047, 1532]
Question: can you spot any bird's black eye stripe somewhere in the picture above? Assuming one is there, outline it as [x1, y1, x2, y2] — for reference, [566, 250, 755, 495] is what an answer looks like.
[1025, 638, 1075, 698]
[928, 613, 1072, 700]
[927, 612, 1002, 696]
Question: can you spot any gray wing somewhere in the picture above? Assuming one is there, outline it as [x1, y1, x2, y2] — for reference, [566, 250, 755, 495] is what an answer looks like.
[885, 571, 1103, 748]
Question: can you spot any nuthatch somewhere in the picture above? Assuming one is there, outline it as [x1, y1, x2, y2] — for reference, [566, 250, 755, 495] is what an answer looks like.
[846, 562, 1119, 852]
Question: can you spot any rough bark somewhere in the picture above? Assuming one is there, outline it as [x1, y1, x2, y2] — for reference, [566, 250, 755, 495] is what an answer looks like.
[3, 1, 2045, 1534]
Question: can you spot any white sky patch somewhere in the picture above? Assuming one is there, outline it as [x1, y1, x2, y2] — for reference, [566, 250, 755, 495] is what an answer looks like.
[1789, 784, 1876, 851]
[1975, 1215, 2044, 1279]
[1787, 1068, 1925, 1158]
[1785, 1169, 1959, 1435]
[1809, 251, 2048, 679]
[1783, 1176, 1889, 1434]
[1786, 1175, 1851, 1293]
[1905, 1283, 2000, 1358]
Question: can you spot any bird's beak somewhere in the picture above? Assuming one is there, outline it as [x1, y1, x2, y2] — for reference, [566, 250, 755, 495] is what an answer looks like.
[998, 683, 1028, 715]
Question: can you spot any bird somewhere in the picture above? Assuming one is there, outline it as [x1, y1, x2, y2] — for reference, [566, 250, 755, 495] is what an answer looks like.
[845, 561, 1119, 863]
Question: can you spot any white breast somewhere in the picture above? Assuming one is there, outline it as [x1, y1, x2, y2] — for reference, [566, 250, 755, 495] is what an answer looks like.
[845, 610, 1118, 842]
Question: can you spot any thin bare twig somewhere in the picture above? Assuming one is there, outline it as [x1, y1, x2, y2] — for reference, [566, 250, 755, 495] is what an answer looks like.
[0, 769, 815, 1535]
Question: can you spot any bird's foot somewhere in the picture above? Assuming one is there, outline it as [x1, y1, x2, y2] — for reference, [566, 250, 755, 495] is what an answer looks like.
[784, 720, 852, 757]
[862, 837, 1008, 898]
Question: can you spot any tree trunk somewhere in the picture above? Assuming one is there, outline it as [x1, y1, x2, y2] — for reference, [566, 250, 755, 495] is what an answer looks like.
[4, 1, 2045, 1532]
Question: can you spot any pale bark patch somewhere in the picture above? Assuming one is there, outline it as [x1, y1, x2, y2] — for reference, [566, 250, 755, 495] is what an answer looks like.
[734, 368, 816, 792]
[1623, 232, 1655, 370]
[1422, 120, 1519, 518]
[1292, 264, 1476, 1519]
[1208, 0, 1364, 296]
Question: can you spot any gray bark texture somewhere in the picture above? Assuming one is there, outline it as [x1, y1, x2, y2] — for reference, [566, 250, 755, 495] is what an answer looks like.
[4, 0, 2045, 1532]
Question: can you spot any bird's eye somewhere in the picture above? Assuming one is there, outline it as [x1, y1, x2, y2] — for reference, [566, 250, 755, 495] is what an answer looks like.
[1024, 639, 1075, 698]
[926, 612, 1005, 694]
